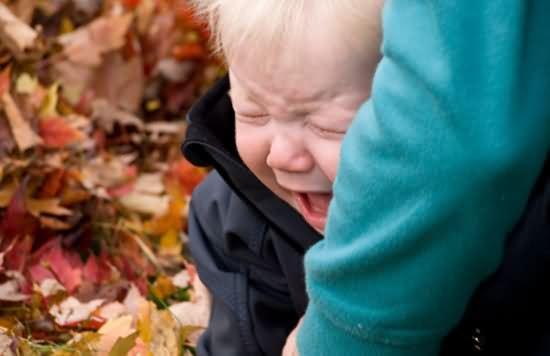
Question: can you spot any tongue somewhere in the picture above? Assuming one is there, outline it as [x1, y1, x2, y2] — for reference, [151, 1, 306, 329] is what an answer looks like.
[307, 193, 332, 214]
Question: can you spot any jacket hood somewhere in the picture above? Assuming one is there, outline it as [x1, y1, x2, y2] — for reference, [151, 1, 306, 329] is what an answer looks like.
[181, 76, 322, 252]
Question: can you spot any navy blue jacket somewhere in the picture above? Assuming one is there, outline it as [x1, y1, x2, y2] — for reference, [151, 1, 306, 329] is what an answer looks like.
[181, 77, 322, 356]
[181, 77, 550, 356]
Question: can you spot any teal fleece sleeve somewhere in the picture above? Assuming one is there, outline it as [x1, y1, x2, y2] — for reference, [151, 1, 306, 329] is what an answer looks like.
[298, 1, 550, 355]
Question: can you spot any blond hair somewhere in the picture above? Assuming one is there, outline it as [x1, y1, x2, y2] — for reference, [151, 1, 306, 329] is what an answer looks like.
[189, 0, 383, 65]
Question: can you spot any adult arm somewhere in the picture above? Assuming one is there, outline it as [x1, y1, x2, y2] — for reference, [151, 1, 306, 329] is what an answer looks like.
[298, 1, 550, 355]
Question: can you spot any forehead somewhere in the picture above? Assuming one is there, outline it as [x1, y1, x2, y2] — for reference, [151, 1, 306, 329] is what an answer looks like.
[229, 35, 370, 105]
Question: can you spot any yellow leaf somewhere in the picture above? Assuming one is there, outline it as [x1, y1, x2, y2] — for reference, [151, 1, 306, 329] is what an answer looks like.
[137, 301, 153, 344]
[159, 229, 182, 256]
[15, 73, 37, 94]
[96, 315, 136, 355]
[109, 332, 139, 356]
[39, 82, 60, 117]
[150, 275, 176, 300]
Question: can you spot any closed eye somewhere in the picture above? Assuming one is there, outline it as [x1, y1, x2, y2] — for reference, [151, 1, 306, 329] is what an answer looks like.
[235, 112, 270, 125]
[307, 122, 346, 140]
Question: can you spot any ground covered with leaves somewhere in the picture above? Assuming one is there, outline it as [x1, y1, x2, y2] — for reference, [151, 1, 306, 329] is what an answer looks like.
[0, 0, 224, 354]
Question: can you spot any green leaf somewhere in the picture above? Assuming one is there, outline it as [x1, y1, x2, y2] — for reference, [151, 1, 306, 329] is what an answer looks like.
[108, 332, 139, 356]
[171, 287, 190, 302]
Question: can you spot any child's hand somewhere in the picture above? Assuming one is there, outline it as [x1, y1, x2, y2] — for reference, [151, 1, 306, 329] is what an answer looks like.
[282, 317, 303, 356]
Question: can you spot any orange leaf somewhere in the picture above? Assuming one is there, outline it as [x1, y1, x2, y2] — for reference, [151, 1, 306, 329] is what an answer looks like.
[143, 198, 184, 236]
[60, 188, 91, 205]
[165, 158, 206, 196]
[0, 66, 11, 97]
[39, 116, 82, 148]
[122, 0, 142, 9]
[172, 43, 207, 61]
[38, 169, 65, 198]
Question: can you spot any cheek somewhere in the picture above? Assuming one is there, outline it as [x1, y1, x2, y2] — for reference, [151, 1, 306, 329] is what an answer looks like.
[311, 140, 342, 182]
[235, 123, 271, 178]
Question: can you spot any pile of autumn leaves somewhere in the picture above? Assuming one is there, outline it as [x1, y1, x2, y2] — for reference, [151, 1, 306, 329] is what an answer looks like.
[0, 0, 223, 354]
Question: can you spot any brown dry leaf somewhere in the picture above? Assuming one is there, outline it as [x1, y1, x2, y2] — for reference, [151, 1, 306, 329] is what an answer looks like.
[136, 0, 156, 34]
[144, 121, 186, 141]
[117, 172, 170, 216]
[39, 216, 73, 230]
[0, 116, 16, 154]
[171, 270, 190, 289]
[58, 13, 133, 66]
[98, 301, 127, 320]
[73, 0, 102, 17]
[25, 198, 72, 217]
[0, 332, 15, 356]
[9, 0, 36, 24]
[81, 155, 135, 190]
[93, 52, 145, 113]
[134, 173, 165, 195]
[119, 192, 170, 216]
[0, 180, 17, 208]
[0, 279, 28, 301]
[123, 284, 147, 317]
[137, 301, 180, 356]
[91, 99, 144, 133]
[169, 275, 210, 330]
[0, 3, 37, 58]
[53, 60, 95, 105]
[96, 315, 135, 355]
[49, 297, 105, 326]
[34, 278, 66, 297]
[1, 92, 43, 151]
[14, 73, 37, 94]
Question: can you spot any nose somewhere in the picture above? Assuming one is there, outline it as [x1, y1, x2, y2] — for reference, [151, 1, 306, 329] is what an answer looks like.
[266, 134, 314, 172]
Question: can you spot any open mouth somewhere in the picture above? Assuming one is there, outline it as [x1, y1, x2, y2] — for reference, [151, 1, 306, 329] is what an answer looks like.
[294, 192, 333, 232]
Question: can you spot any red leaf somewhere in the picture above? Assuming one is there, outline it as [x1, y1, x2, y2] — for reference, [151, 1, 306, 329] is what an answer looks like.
[28, 263, 56, 283]
[186, 263, 197, 285]
[83, 253, 112, 285]
[107, 181, 135, 198]
[48, 248, 82, 293]
[38, 117, 82, 148]
[165, 158, 206, 195]
[31, 238, 82, 293]
[4, 235, 33, 271]
[0, 184, 37, 247]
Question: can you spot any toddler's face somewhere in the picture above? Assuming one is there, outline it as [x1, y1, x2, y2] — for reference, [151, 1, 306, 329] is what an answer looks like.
[229, 33, 379, 232]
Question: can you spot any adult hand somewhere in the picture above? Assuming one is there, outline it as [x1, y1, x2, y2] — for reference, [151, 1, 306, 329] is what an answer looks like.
[282, 317, 303, 356]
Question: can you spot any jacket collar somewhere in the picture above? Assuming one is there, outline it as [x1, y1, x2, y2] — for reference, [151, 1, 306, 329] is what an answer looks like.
[181, 76, 322, 252]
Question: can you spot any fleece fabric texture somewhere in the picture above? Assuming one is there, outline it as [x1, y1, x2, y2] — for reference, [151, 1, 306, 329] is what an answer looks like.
[298, 1, 550, 355]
